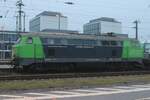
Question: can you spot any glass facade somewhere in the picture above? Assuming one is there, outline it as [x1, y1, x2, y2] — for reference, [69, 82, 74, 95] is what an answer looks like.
[0, 31, 19, 60]
[84, 23, 100, 34]
[84, 17, 122, 35]
[29, 17, 40, 32]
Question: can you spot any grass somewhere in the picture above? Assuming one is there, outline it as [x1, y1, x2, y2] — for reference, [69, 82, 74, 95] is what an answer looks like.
[0, 75, 150, 90]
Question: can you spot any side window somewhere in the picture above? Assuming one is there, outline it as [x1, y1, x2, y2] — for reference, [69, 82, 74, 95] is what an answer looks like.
[27, 37, 33, 44]
[41, 38, 48, 44]
[110, 41, 117, 46]
[101, 41, 110, 46]
[48, 39, 54, 45]
[61, 39, 67, 45]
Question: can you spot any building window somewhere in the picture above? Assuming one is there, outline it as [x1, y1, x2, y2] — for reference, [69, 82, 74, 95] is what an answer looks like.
[7, 44, 12, 50]
[0, 34, 3, 41]
[5, 52, 11, 59]
[11, 34, 18, 41]
[0, 43, 3, 50]
[4, 34, 9, 41]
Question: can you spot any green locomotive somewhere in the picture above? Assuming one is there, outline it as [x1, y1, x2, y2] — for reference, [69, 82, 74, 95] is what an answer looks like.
[12, 33, 144, 71]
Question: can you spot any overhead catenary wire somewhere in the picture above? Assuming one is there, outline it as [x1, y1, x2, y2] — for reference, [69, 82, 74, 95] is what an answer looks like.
[0, 0, 150, 35]
[0, 0, 149, 18]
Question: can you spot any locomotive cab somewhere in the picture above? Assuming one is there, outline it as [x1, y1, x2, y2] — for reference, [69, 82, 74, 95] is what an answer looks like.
[122, 40, 144, 60]
[12, 35, 45, 67]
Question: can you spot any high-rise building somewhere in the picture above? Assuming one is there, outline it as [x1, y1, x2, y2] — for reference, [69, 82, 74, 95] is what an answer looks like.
[29, 11, 68, 32]
[83, 17, 122, 35]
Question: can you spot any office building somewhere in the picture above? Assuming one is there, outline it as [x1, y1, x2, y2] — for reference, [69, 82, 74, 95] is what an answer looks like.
[29, 11, 68, 32]
[83, 17, 122, 35]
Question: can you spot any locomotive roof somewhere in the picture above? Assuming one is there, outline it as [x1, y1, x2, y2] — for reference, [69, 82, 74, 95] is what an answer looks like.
[20, 32, 136, 41]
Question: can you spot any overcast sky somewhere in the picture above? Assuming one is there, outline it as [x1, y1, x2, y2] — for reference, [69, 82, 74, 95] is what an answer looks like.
[0, 0, 150, 42]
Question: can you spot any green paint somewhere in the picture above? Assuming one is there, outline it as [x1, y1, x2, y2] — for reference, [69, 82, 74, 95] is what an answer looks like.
[122, 40, 144, 59]
[12, 35, 45, 59]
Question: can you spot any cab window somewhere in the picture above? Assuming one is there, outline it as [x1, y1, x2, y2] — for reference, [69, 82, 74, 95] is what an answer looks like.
[16, 38, 21, 43]
[27, 37, 33, 44]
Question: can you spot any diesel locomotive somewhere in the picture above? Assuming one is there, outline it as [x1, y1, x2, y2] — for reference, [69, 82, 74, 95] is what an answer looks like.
[12, 32, 145, 72]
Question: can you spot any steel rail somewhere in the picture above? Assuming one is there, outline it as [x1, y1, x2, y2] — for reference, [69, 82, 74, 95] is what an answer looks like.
[0, 71, 150, 81]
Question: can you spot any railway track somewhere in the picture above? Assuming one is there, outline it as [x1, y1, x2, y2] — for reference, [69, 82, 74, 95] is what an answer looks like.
[1, 71, 150, 81]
